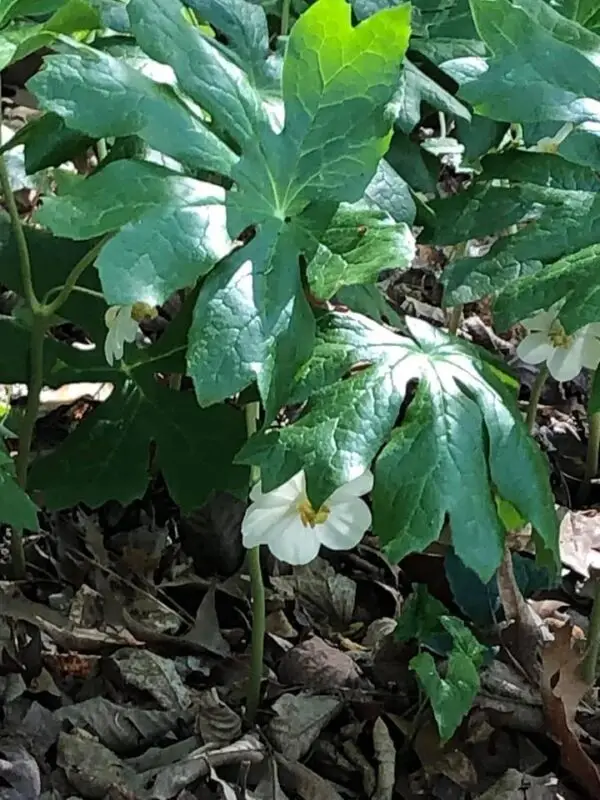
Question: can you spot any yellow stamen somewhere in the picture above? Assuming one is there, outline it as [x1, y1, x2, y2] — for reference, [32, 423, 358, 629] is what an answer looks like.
[548, 320, 572, 349]
[131, 301, 158, 322]
[297, 497, 330, 528]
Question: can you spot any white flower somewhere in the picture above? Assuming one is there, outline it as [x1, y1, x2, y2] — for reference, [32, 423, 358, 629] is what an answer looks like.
[242, 469, 374, 565]
[517, 308, 600, 382]
[104, 305, 140, 366]
[528, 122, 574, 154]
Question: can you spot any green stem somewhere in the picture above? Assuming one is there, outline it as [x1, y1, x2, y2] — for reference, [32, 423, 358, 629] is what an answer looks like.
[579, 410, 600, 505]
[582, 578, 600, 686]
[244, 400, 265, 725]
[43, 237, 108, 316]
[280, 0, 291, 36]
[525, 365, 548, 433]
[42, 284, 104, 305]
[0, 154, 40, 314]
[447, 305, 462, 335]
[12, 316, 48, 577]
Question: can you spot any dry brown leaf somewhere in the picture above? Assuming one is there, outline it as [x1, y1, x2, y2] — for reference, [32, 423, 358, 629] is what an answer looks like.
[414, 718, 477, 790]
[267, 693, 343, 761]
[558, 508, 600, 578]
[194, 687, 242, 746]
[372, 717, 395, 800]
[539, 622, 600, 797]
[277, 636, 362, 689]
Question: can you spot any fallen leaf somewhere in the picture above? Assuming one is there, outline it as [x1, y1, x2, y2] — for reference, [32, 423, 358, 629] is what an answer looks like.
[267, 693, 343, 761]
[147, 735, 264, 800]
[182, 584, 230, 657]
[559, 508, 600, 578]
[277, 636, 362, 690]
[372, 718, 395, 800]
[195, 687, 242, 746]
[539, 623, 600, 796]
[275, 753, 345, 800]
[56, 697, 191, 755]
[109, 648, 191, 711]
[57, 731, 140, 800]
[0, 743, 41, 800]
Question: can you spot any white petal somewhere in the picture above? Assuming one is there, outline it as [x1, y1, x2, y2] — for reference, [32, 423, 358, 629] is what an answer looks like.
[105, 306, 120, 326]
[116, 309, 139, 343]
[516, 333, 554, 365]
[585, 322, 600, 338]
[317, 497, 371, 551]
[520, 309, 556, 333]
[327, 469, 374, 503]
[268, 516, 321, 565]
[104, 329, 116, 366]
[580, 335, 600, 371]
[546, 347, 581, 382]
[250, 470, 304, 504]
[241, 502, 294, 548]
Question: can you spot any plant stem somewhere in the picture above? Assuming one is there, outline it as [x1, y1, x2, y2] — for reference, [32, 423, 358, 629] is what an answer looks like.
[582, 577, 600, 686]
[44, 237, 108, 316]
[447, 305, 462, 335]
[525, 365, 548, 433]
[579, 410, 600, 505]
[244, 400, 265, 725]
[0, 154, 40, 314]
[280, 0, 291, 36]
[12, 316, 48, 577]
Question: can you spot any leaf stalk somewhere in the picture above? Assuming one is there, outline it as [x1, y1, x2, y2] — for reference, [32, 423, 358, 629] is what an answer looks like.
[525, 366, 548, 433]
[244, 401, 265, 725]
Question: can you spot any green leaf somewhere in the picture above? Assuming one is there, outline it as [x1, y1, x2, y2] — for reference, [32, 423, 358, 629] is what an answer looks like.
[0, 445, 39, 530]
[395, 583, 451, 644]
[35, 160, 232, 306]
[188, 223, 316, 415]
[0, 213, 107, 342]
[394, 59, 471, 135]
[442, 189, 600, 306]
[364, 159, 416, 225]
[421, 183, 543, 246]
[0, 112, 94, 174]
[493, 243, 600, 334]
[0, 0, 101, 70]
[461, 0, 600, 125]
[30, 373, 247, 511]
[28, 41, 237, 175]
[412, 0, 478, 39]
[307, 202, 414, 300]
[186, 0, 280, 95]
[480, 151, 600, 192]
[178, 0, 411, 411]
[335, 283, 403, 326]
[239, 311, 559, 581]
[410, 615, 486, 742]
[454, 115, 507, 163]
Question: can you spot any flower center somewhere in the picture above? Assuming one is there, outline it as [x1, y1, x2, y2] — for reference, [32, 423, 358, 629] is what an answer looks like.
[548, 320, 572, 349]
[131, 301, 158, 322]
[297, 497, 330, 528]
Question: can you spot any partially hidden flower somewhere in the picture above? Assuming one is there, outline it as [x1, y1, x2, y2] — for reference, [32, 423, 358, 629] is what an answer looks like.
[517, 308, 600, 382]
[104, 302, 157, 366]
[242, 469, 374, 565]
[528, 122, 574, 154]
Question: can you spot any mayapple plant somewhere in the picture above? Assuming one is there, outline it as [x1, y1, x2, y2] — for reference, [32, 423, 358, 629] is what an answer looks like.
[13, 0, 600, 739]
